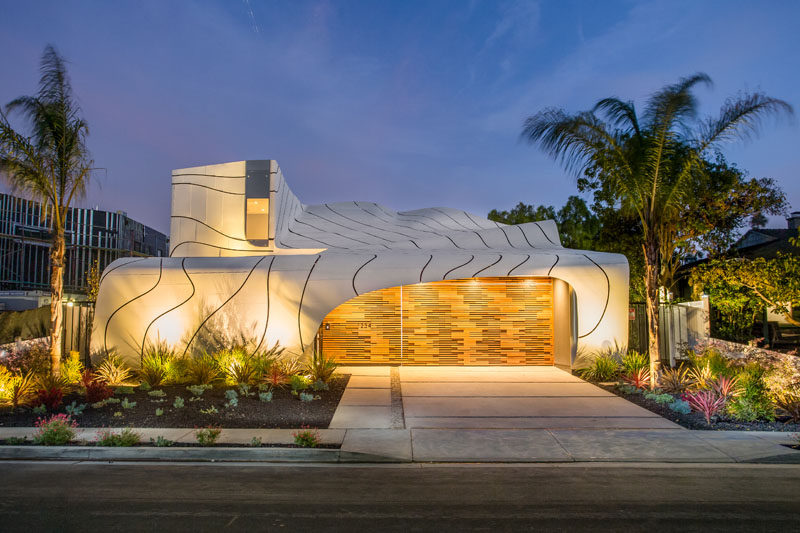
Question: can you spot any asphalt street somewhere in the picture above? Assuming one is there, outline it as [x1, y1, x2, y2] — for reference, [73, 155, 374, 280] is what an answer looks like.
[0, 462, 798, 531]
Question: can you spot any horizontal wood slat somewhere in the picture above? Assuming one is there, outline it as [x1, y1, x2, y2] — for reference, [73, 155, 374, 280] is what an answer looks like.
[319, 277, 554, 365]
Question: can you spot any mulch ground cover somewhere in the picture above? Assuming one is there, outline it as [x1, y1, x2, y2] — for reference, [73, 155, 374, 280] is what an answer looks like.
[0, 374, 350, 429]
[597, 382, 800, 432]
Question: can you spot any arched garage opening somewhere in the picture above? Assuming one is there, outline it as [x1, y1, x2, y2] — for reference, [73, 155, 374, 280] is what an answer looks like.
[318, 276, 575, 366]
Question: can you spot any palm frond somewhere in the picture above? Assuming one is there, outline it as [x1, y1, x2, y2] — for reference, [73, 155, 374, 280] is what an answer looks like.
[698, 92, 793, 148]
[593, 98, 640, 135]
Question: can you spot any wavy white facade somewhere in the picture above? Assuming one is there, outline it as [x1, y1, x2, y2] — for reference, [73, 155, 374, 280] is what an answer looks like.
[91, 160, 629, 368]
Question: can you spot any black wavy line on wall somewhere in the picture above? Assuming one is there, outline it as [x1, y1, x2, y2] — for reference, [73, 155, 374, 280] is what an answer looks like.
[139, 258, 196, 360]
[516, 225, 536, 248]
[353, 202, 427, 240]
[170, 215, 248, 241]
[419, 254, 434, 283]
[471, 231, 491, 248]
[181, 256, 266, 357]
[443, 255, 475, 280]
[494, 223, 516, 248]
[297, 255, 321, 349]
[578, 254, 611, 339]
[397, 211, 459, 231]
[103, 258, 164, 354]
[507, 254, 530, 275]
[171, 182, 245, 195]
[381, 208, 465, 248]
[464, 211, 490, 230]
[431, 208, 475, 232]
[98, 257, 147, 289]
[533, 222, 558, 246]
[308, 207, 397, 245]
[352, 255, 378, 296]
[547, 255, 560, 276]
[287, 224, 337, 248]
[292, 218, 384, 248]
[326, 203, 411, 242]
[252, 256, 276, 356]
[473, 254, 503, 277]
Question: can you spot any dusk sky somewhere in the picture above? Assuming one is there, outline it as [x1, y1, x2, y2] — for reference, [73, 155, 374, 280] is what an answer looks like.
[1, 0, 798, 235]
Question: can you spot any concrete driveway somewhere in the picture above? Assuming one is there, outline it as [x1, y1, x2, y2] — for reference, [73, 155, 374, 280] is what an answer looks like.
[400, 366, 679, 429]
[332, 366, 679, 430]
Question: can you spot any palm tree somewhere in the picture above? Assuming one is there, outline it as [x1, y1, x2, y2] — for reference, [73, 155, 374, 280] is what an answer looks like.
[0, 45, 93, 376]
[521, 74, 791, 386]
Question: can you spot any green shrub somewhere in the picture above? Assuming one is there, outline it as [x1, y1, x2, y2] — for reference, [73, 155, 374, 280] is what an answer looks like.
[186, 352, 221, 385]
[305, 345, 338, 384]
[578, 352, 620, 381]
[621, 350, 649, 374]
[668, 399, 691, 415]
[728, 363, 775, 422]
[644, 391, 675, 405]
[688, 347, 735, 378]
[173, 396, 185, 409]
[120, 398, 137, 409]
[186, 384, 212, 397]
[2, 371, 37, 409]
[95, 353, 132, 386]
[64, 401, 86, 416]
[224, 389, 238, 408]
[62, 351, 84, 383]
[659, 366, 692, 393]
[155, 408, 164, 416]
[258, 391, 273, 402]
[147, 389, 166, 398]
[33, 414, 76, 445]
[292, 426, 320, 448]
[150, 436, 173, 447]
[195, 426, 221, 446]
[97, 428, 141, 447]
[289, 374, 311, 395]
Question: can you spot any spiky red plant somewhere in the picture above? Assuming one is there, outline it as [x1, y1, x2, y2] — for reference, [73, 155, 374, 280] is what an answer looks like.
[709, 375, 741, 400]
[685, 390, 727, 424]
[622, 368, 651, 389]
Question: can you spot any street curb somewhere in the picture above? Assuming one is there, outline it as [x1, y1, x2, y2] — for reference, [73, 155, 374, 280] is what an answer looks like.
[0, 446, 405, 463]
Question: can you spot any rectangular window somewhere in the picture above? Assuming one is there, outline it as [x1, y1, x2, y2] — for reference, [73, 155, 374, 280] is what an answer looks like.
[246, 198, 269, 241]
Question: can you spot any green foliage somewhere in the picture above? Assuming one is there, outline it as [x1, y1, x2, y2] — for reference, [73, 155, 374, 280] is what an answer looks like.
[224, 389, 238, 408]
[172, 396, 185, 409]
[659, 367, 692, 393]
[139, 340, 176, 387]
[237, 384, 255, 397]
[97, 428, 140, 447]
[32, 404, 46, 415]
[155, 408, 164, 416]
[96, 353, 132, 386]
[774, 387, 800, 423]
[312, 379, 329, 392]
[305, 345, 338, 384]
[214, 346, 257, 385]
[258, 391, 273, 403]
[199, 406, 218, 415]
[64, 401, 86, 416]
[33, 414, 76, 445]
[691, 254, 800, 339]
[728, 364, 775, 421]
[120, 398, 137, 409]
[147, 389, 166, 398]
[621, 350, 649, 374]
[299, 391, 317, 402]
[250, 436, 262, 447]
[578, 352, 620, 382]
[292, 426, 321, 448]
[644, 391, 675, 405]
[114, 386, 135, 395]
[1, 371, 37, 409]
[186, 353, 221, 385]
[688, 348, 736, 378]
[289, 374, 311, 395]
[186, 384, 212, 397]
[150, 436, 173, 447]
[668, 399, 692, 415]
[195, 426, 221, 446]
[62, 352, 84, 383]
[520, 74, 792, 366]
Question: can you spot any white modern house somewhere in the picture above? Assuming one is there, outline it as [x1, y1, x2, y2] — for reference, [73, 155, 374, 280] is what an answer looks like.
[91, 160, 628, 368]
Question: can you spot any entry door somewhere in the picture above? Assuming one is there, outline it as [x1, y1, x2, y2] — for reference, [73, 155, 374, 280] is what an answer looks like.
[319, 277, 554, 365]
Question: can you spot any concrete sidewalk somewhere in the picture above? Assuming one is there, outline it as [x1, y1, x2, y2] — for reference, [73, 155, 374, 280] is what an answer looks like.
[0, 426, 797, 463]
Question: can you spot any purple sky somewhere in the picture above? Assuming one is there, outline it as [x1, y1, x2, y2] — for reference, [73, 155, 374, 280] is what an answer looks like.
[1, 0, 798, 234]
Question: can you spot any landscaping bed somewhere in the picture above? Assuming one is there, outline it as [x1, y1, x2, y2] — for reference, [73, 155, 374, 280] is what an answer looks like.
[598, 382, 800, 431]
[0, 375, 349, 429]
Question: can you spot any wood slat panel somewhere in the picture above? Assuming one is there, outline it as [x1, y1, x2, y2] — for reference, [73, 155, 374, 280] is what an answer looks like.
[319, 277, 553, 365]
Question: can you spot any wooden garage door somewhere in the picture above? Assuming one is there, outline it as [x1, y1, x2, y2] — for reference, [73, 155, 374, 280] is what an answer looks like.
[319, 277, 553, 365]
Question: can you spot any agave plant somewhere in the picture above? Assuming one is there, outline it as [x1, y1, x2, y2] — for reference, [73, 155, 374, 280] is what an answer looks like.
[304, 344, 338, 384]
[215, 347, 257, 385]
[622, 368, 651, 389]
[621, 350, 649, 375]
[4, 371, 37, 409]
[659, 367, 692, 394]
[685, 390, 727, 424]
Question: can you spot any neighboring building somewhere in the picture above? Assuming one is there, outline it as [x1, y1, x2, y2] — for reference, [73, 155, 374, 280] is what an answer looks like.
[733, 211, 800, 259]
[92, 160, 629, 369]
[0, 192, 168, 310]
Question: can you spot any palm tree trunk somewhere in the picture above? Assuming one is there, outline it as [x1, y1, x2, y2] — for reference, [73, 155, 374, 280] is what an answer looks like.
[49, 226, 65, 376]
[644, 240, 660, 389]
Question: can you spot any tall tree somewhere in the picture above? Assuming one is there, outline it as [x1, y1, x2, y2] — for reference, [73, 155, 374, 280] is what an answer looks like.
[0, 45, 93, 376]
[521, 74, 791, 385]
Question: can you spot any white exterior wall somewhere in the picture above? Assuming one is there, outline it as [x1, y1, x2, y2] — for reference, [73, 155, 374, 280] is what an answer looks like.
[92, 160, 629, 367]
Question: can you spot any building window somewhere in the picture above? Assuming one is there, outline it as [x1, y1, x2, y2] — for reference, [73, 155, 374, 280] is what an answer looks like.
[246, 198, 269, 240]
